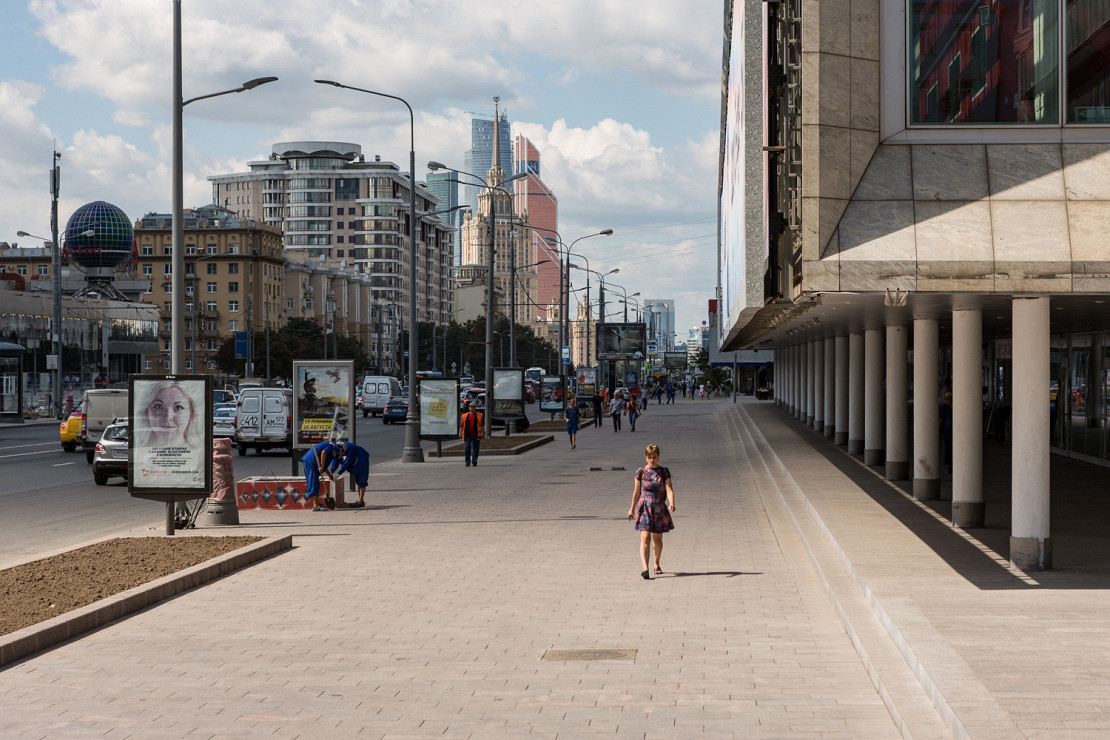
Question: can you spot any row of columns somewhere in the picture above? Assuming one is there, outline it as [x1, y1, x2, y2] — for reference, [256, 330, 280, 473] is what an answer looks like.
[771, 297, 1051, 571]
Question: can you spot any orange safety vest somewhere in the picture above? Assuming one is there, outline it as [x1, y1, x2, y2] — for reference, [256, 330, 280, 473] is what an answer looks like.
[460, 411, 483, 437]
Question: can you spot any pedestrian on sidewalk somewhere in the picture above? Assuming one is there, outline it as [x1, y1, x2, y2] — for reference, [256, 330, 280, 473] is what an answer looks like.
[459, 401, 484, 467]
[301, 440, 338, 511]
[563, 397, 580, 449]
[331, 441, 371, 508]
[591, 389, 604, 428]
[627, 394, 640, 432]
[609, 390, 626, 432]
[627, 443, 675, 579]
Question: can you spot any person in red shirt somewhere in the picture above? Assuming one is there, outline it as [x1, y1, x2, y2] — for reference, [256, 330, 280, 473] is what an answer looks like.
[458, 401, 484, 467]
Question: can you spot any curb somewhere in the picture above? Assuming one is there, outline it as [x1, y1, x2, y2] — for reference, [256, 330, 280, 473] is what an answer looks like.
[0, 535, 293, 669]
[429, 434, 554, 457]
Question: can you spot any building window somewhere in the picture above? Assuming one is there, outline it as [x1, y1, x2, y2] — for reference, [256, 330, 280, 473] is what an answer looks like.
[229, 244, 239, 254]
[286, 299, 294, 310]
[229, 301, 239, 312]
[37, 265, 48, 276]
[164, 264, 172, 275]
[907, 0, 1110, 125]
[185, 302, 193, 312]
[337, 236, 345, 244]
[186, 245, 196, 255]
[207, 320, 216, 331]
[164, 245, 172, 255]
[185, 359, 193, 370]
[207, 263, 218, 274]
[228, 263, 239, 274]
[228, 281, 239, 293]
[163, 282, 172, 293]
[185, 338, 192, 350]
[229, 320, 238, 332]
[208, 244, 218, 254]
[16, 266, 26, 276]
[142, 264, 153, 276]
[142, 245, 154, 256]
[207, 282, 217, 293]
[206, 301, 217, 311]
[144, 359, 152, 370]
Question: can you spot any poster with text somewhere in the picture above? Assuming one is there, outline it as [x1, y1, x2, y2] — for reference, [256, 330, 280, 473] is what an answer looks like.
[293, 360, 355, 449]
[419, 378, 460, 439]
[129, 375, 212, 495]
[492, 368, 525, 419]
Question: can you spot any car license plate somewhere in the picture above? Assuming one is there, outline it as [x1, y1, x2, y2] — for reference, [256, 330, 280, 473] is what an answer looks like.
[114, 449, 128, 459]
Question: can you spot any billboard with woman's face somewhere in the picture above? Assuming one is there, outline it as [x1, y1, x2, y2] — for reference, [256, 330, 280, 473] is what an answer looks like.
[129, 375, 212, 495]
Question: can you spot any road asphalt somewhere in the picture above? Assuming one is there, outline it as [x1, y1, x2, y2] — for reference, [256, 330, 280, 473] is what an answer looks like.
[3, 395, 1110, 738]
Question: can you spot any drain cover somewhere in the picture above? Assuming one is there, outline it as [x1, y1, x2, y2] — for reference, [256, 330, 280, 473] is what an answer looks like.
[542, 648, 636, 661]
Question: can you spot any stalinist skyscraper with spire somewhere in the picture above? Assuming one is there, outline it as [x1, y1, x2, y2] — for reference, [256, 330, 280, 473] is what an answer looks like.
[460, 98, 535, 321]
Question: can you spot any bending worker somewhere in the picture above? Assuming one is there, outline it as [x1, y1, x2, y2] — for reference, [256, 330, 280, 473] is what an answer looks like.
[332, 441, 371, 509]
[301, 440, 338, 511]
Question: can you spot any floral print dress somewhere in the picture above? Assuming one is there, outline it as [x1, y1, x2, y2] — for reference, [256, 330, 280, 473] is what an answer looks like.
[633, 465, 674, 533]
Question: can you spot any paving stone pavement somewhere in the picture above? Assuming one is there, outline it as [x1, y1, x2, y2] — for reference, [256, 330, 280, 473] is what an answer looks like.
[0, 397, 912, 739]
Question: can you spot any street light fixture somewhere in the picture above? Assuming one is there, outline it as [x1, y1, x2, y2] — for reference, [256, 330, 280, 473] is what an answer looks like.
[172, 0, 276, 377]
[562, 230, 613, 374]
[316, 78, 427, 462]
[428, 160, 527, 437]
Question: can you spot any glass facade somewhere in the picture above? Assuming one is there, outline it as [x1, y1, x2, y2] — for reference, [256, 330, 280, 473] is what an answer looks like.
[910, 0, 1110, 125]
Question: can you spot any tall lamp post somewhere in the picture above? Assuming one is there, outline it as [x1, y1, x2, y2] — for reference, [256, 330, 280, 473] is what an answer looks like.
[569, 260, 618, 367]
[610, 287, 641, 322]
[562, 230, 613, 375]
[316, 79, 426, 462]
[509, 257, 549, 367]
[428, 161, 527, 437]
[171, 3, 276, 376]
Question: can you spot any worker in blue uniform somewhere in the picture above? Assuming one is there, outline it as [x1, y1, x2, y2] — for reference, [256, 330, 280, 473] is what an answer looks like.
[332, 441, 371, 508]
[301, 440, 337, 511]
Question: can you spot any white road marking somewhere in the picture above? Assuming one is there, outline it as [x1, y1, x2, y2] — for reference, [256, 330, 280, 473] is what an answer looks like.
[53, 462, 77, 467]
[0, 450, 62, 460]
[0, 442, 59, 452]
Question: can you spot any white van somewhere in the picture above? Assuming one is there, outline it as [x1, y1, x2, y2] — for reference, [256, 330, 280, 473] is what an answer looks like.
[235, 387, 292, 455]
[359, 376, 402, 417]
[80, 389, 130, 463]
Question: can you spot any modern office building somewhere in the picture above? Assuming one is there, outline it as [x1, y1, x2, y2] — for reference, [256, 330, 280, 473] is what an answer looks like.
[462, 112, 513, 217]
[208, 142, 456, 333]
[513, 134, 561, 329]
[641, 298, 676, 351]
[717, 0, 1110, 579]
[426, 170, 464, 268]
[459, 104, 537, 324]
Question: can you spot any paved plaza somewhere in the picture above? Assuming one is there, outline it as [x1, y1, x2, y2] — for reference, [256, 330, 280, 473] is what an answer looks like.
[3, 396, 1110, 738]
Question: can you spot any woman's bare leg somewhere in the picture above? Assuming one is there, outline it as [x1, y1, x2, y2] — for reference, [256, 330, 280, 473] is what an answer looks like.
[640, 531, 651, 572]
[652, 533, 663, 571]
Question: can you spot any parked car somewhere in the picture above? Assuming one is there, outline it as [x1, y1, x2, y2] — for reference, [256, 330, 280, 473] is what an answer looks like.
[382, 396, 410, 424]
[212, 405, 237, 438]
[461, 387, 485, 407]
[92, 419, 130, 486]
[59, 405, 83, 452]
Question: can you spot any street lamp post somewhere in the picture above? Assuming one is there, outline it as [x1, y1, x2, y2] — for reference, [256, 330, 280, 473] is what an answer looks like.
[509, 256, 549, 367]
[569, 261, 618, 366]
[428, 161, 527, 437]
[316, 79, 426, 462]
[172, 1, 276, 376]
[562, 230, 613, 374]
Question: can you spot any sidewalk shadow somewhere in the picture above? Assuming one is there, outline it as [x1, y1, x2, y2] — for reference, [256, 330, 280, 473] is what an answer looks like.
[777, 411, 1110, 590]
[670, 571, 762, 578]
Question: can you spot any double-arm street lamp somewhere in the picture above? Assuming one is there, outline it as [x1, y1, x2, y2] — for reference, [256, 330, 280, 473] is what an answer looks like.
[569, 258, 618, 367]
[315, 79, 425, 462]
[611, 287, 641, 322]
[171, 1, 276, 376]
[620, 295, 643, 322]
[562, 230, 613, 374]
[428, 161, 527, 438]
[509, 255, 549, 367]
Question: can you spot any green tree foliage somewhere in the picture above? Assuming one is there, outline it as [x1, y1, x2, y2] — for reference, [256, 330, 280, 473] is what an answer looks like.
[216, 317, 369, 380]
[399, 317, 559, 378]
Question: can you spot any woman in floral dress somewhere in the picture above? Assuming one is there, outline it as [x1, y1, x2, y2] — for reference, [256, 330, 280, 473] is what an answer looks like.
[627, 443, 676, 579]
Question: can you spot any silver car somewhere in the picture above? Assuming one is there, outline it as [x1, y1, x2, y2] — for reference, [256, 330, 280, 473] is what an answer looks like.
[92, 419, 130, 486]
[212, 404, 236, 438]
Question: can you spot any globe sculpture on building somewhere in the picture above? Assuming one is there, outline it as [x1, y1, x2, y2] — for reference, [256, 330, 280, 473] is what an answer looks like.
[64, 200, 134, 301]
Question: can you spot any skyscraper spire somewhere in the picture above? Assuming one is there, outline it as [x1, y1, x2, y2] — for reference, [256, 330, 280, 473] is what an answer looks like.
[488, 96, 504, 187]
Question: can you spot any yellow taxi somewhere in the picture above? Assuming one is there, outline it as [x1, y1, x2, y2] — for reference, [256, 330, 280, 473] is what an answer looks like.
[59, 407, 83, 452]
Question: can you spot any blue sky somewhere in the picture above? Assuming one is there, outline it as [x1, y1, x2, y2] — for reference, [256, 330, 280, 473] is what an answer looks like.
[1, 0, 722, 339]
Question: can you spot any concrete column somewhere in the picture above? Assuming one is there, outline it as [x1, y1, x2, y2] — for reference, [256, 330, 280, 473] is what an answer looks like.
[864, 328, 885, 465]
[806, 340, 817, 427]
[795, 344, 804, 420]
[848, 332, 865, 454]
[773, 350, 781, 406]
[822, 337, 834, 437]
[1011, 296, 1051, 570]
[835, 335, 849, 445]
[952, 308, 983, 525]
[885, 324, 909, 480]
[813, 339, 825, 432]
[785, 345, 793, 414]
[912, 317, 940, 500]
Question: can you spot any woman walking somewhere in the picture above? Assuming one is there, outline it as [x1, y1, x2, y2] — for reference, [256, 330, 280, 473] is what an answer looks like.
[563, 396, 580, 449]
[627, 443, 676, 579]
[627, 394, 640, 432]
